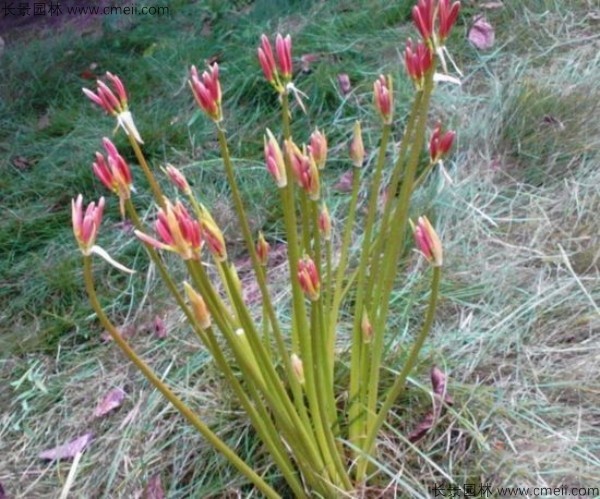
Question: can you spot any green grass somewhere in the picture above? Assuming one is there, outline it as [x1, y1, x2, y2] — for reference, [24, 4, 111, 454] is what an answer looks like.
[2, 0, 599, 496]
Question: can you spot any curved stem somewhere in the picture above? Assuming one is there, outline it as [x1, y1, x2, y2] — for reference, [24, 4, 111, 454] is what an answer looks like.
[127, 135, 165, 209]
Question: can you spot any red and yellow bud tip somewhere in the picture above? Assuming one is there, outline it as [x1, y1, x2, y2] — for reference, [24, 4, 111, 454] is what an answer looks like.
[318, 204, 332, 241]
[291, 353, 305, 384]
[297, 256, 320, 301]
[361, 308, 373, 343]
[349, 120, 365, 168]
[135, 199, 202, 260]
[412, 216, 443, 267]
[92, 138, 132, 216]
[256, 231, 270, 266]
[373, 75, 393, 124]
[285, 139, 320, 200]
[308, 128, 328, 170]
[412, 0, 435, 43]
[438, 0, 461, 43]
[72, 194, 105, 255]
[165, 164, 191, 195]
[429, 122, 455, 163]
[183, 281, 212, 329]
[264, 129, 287, 188]
[83, 72, 128, 116]
[189, 63, 222, 122]
[258, 33, 292, 91]
[198, 205, 227, 262]
[404, 38, 433, 87]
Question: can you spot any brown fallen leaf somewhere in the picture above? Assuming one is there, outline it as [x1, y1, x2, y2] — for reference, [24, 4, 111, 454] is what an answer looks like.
[333, 170, 354, 192]
[38, 433, 94, 461]
[11, 156, 35, 171]
[153, 315, 167, 339]
[93, 387, 126, 418]
[408, 411, 434, 443]
[301, 53, 320, 73]
[0, 482, 6, 499]
[337, 73, 352, 95]
[37, 112, 50, 131]
[144, 474, 165, 499]
[468, 16, 495, 50]
[431, 366, 454, 410]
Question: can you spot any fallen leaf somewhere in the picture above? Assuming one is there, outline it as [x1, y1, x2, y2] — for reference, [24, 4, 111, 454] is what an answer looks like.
[37, 112, 50, 131]
[153, 315, 167, 339]
[11, 156, 35, 171]
[301, 53, 319, 73]
[0, 482, 6, 499]
[431, 366, 454, 408]
[38, 433, 94, 461]
[468, 16, 495, 50]
[333, 170, 354, 192]
[144, 474, 165, 499]
[408, 411, 434, 443]
[337, 73, 352, 95]
[480, 1, 503, 8]
[93, 388, 126, 418]
[541, 115, 565, 130]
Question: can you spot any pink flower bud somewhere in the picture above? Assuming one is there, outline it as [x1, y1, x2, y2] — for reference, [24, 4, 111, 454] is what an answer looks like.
[308, 128, 327, 169]
[165, 164, 191, 195]
[82, 72, 128, 116]
[198, 205, 227, 262]
[318, 204, 332, 241]
[412, 0, 435, 42]
[285, 139, 320, 200]
[349, 121, 365, 168]
[256, 231, 270, 266]
[412, 216, 443, 267]
[429, 122, 455, 163]
[275, 33, 292, 79]
[264, 129, 287, 188]
[189, 63, 222, 122]
[72, 194, 105, 255]
[92, 138, 132, 201]
[258, 34, 277, 84]
[438, 0, 461, 42]
[373, 75, 394, 124]
[404, 39, 433, 88]
[135, 200, 202, 260]
[297, 256, 320, 301]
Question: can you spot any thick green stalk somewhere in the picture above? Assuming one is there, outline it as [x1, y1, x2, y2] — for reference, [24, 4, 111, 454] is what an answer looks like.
[83, 257, 280, 499]
[357, 265, 441, 480]
[347, 124, 392, 449]
[126, 134, 165, 209]
[360, 71, 436, 475]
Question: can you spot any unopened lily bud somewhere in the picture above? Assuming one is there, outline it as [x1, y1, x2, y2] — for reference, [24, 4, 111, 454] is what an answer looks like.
[135, 199, 202, 260]
[165, 164, 191, 195]
[373, 75, 393, 124]
[361, 308, 373, 343]
[411, 216, 443, 267]
[291, 353, 305, 384]
[275, 33, 293, 79]
[189, 63, 222, 122]
[404, 39, 433, 89]
[285, 139, 320, 200]
[72, 194, 105, 255]
[297, 256, 320, 301]
[199, 205, 227, 262]
[438, 0, 461, 43]
[256, 231, 270, 266]
[308, 128, 327, 169]
[183, 281, 211, 329]
[349, 121, 365, 168]
[318, 204, 332, 241]
[429, 123, 455, 163]
[412, 0, 435, 43]
[92, 138, 132, 216]
[258, 34, 277, 84]
[264, 129, 287, 188]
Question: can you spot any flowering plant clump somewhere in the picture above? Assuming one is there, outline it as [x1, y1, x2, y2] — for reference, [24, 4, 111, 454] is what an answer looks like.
[75, 0, 459, 496]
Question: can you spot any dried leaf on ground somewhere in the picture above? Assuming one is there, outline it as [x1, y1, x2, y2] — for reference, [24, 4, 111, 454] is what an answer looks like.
[38, 433, 94, 461]
[153, 315, 167, 338]
[408, 411, 435, 443]
[93, 387, 126, 418]
[333, 170, 354, 192]
[144, 474, 165, 499]
[337, 73, 351, 95]
[469, 16, 495, 50]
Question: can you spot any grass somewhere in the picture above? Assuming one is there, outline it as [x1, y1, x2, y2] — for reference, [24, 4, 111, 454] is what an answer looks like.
[1, 0, 599, 496]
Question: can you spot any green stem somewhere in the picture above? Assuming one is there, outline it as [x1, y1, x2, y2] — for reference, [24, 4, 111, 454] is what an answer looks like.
[126, 135, 165, 209]
[83, 257, 280, 499]
[357, 265, 441, 480]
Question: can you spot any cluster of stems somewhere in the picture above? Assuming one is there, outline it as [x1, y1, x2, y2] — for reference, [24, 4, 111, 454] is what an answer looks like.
[74, 1, 458, 496]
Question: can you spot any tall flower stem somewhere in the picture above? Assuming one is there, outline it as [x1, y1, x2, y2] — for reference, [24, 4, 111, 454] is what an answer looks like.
[83, 257, 281, 499]
[126, 134, 165, 209]
[357, 265, 441, 481]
